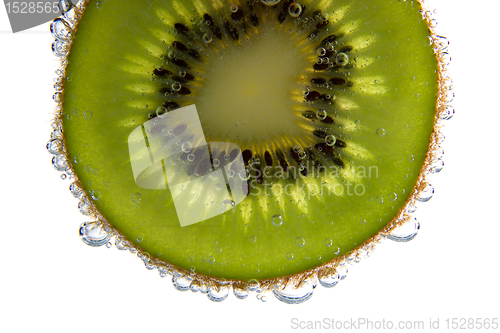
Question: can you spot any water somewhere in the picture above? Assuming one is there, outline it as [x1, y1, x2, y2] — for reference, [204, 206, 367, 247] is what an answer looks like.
[79, 222, 110, 247]
[272, 280, 314, 304]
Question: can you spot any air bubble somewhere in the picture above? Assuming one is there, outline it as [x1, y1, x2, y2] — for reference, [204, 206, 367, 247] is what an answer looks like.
[260, 0, 281, 6]
[229, 4, 238, 12]
[387, 217, 420, 242]
[389, 192, 398, 201]
[316, 109, 327, 120]
[203, 34, 213, 43]
[213, 159, 220, 167]
[83, 110, 93, 119]
[50, 18, 71, 40]
[187, 154, 195, 162]
[233, 287, 249, 299]
[295, 237, 305, 247]
[288, 3, 302, 17]
[272, 214, 283, 226]
[179, 71, 186, 77]
[210, 171, 219, 180]
[299, 85, 310, 96]
[52, 154, 67, 171]
[79, 222, 110, 247]
[376, 196, 384, 204]
[325, 134, 336, 146]
[132, 192, 142, 203]
[136, 234, 144, 242]
[429, 158, 444, 173]
[417, 183, 434, 202]
[319, 270, 339, 288]
[293, 145, 301, 153]
[156, 106, 167, 117]
[221, 199, 235, 213]
[238, 169, 250, 180]
[324, 238, 333, 247]
[336, 52, 349, 66]
[181, 142, 193, 153]
[52, 40, 69, 57]
[286, 252, 294, 260]
[317, 47, 326, 56]
[298, 150, 307, 159]
[96, 1, 102, 8]
[207, 286, 229, 302]
[171, 82, 182, 91]
[273, 279, 314, 304]
[376, 128, 386, 137]
[46, 139, 62, 155]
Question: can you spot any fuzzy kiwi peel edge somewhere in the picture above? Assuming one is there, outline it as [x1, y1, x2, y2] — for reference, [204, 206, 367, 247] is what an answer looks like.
[49, 0, 451, 296]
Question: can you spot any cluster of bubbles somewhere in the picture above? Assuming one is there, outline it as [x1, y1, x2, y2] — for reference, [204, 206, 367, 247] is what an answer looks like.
[50, 1, 80, 58]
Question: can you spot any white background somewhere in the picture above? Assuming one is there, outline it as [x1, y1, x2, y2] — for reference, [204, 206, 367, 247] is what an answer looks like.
[1, 1, 499, 332]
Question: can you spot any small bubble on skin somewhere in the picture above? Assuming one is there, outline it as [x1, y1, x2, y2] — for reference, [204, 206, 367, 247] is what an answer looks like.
[324, 238, 333, 247]
[272, 214, 283, 226]
[208, 256, 215, 263]
[249, 236, 257, 243]
[408, 154, 415, 162]
[132, 192, 142, 203]
[376, 196, 384, 204]
[83, 110, 93, 119]
[216, 246, 222, 253]
[376, 128, 386, 137]
[73, 156, 81, 164]
[359, 218, 366, 224]
[187, 154, 195, 162]
[136, 234, 144, 242]
[229, 4, 238, 12]
[389, 192, 398, 201]
[288, 3, 302, 17]
[295, 237, 305, 247]
[333, 247, 340, 255]
[286, 252, 294, 260]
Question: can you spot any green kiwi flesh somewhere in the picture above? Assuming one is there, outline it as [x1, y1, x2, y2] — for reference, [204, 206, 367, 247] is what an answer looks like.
[61, 0, 438, 281]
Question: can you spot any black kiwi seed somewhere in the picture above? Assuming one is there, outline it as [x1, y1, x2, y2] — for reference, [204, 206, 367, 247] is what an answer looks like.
[311, 77, 326, 84]
[264, 151, 273, 166]
[174, 23, 190, 34]
[242, 149, 252, 164]
[329, 78, 347, 85]
[153, 68, 172, 76]
[313, 63, 329, 71]
[172, 41, 188, 51]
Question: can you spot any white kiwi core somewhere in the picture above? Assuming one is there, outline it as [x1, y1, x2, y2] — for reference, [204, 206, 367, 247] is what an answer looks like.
[195, 23, 309, 144]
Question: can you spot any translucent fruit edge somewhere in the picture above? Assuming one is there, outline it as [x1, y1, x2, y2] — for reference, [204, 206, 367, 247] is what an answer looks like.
[47, 0, 452, 303]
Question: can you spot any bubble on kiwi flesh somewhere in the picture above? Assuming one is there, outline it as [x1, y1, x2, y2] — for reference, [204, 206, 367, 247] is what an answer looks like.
[52, 0, 448, 298]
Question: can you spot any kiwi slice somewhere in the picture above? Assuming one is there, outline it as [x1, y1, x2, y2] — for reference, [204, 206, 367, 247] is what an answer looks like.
[49, 0, 450, 301]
